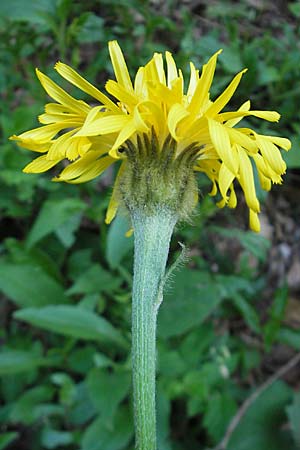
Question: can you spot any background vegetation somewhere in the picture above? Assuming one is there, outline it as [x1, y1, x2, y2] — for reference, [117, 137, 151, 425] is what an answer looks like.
[1, 1, 300, 449]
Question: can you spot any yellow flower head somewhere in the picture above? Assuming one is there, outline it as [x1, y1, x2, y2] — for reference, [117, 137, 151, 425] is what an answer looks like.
[10, 41, 291, 231]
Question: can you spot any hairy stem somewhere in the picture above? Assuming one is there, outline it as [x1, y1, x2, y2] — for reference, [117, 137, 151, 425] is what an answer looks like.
[131, 208, 177, 450]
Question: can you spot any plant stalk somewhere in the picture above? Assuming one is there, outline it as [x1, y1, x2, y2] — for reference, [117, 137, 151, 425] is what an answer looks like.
[131, 208, 177, 450]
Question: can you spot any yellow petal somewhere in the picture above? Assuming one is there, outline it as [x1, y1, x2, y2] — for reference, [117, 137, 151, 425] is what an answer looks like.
[77, 114, 130, 137]
[218, 109, 280, 123]
[188, 50, 222, 116]
[105, 161, 126, 224]
[54, 61, 119, 112]
[134, 67, 146, 97]
[259, 135, 291, 151]
[167, 103, 190, 140]
[16, 123, 72, 142]
[206, 69, 248, 117]
[108, 41, 134, 93]
[218, 163, 235, 199]
[187, 62, 199, 99]
[23, 155, 61, 173]
[165, 51, 178, 87]
[228, 187, 237, 208]
[36, 69, 89, 114]
[133, 105, 149, 133]
[39, 112, 80, 124]
[208, 119, 239, 174]
[105, 79, 138, 108]
[153, 53, 166, 85]
[225, 100, 251, 127]
[66, 156, 115, 184]
[109, 120, 137, 158]
[227, 127, 257, 153]
[237, 146, 260, 212]
[256, 135, 286, 174]
[9, 135, 50, 153]
[47, 129, 77, 160]
[66, 137, 92, 160]
[54, 150, 103, 181]
[249, 210, 260, 233]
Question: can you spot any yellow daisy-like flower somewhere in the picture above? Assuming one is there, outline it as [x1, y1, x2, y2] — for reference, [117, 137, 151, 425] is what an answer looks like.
[10, 40, 291, 232]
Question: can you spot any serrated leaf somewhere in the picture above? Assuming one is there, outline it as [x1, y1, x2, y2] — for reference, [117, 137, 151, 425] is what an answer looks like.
[14, 305, 127, 348]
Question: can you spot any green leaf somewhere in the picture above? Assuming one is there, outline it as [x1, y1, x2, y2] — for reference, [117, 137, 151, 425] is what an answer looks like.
[67, 265, 121, 296]
[106, 214, 133, 269]
[264, 285, 288, 349]
[0, 0, 55, 25]
[81, 405, 133, 450]
[231, 293, 261, 334]
[14, 305, 127, 348]
[228, 381, 294, 450]
[26, 198, 86, 248]
[203, 391, 237, 443]
[286, 392, 300, 446]
[41, 429, 73, 449]
[86, 368, 131, 424]
[0, 350, 44, 375]
[10, 386, 53, 425]
[0, 432, 19, 450]
[284, 134, 300, 168]
[157, 269, 223, 338]
[0, 262, 68, 307]
[278, 327, 300, 350]
[76, 13, 105, 43]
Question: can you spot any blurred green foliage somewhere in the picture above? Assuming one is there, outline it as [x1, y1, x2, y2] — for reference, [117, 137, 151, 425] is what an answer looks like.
[1, 0, 300, 449]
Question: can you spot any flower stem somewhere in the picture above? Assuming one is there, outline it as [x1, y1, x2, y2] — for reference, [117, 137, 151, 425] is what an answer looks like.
[131, 208, 177, 450]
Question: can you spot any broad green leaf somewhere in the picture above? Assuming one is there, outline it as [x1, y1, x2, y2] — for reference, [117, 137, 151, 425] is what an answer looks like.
[26, 198, 86, 248]
[76, 13, 105, 43]
[228, 381, 294, 450]
[0, 262, 68, 307]
[284, 135, 300, 168]
[157, 270, 223, 338]
[203, 391, 237, 443]
[41, 429, 74, 449]
[0, 350, 44, 374]
[106, 214, 133, 269]
[0, 0, 55, 25]
[81, 405, 133, 450]
[67, 265, 121, 295]
[14, 305, 127, 348]
[86, 368, 131, 424]
[9, 386, 53, 425]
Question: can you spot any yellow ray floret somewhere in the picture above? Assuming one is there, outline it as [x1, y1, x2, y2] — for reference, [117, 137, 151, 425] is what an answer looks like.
[10, 40, 291, 231]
